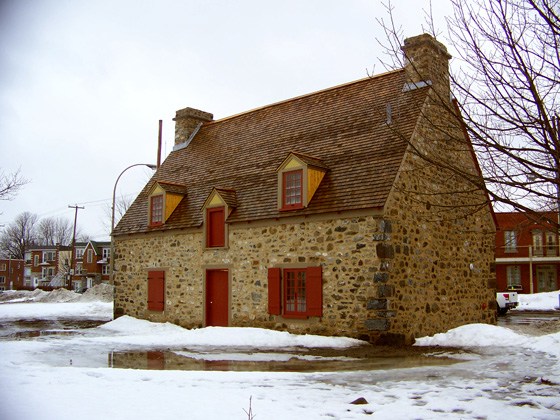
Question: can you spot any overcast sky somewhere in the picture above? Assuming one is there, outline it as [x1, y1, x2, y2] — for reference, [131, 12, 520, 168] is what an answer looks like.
[0, 0, 454, 241]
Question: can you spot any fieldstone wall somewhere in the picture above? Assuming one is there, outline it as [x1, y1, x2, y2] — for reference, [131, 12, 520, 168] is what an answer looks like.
[115, 215, 389, 337]
[114, 199, 496, 345]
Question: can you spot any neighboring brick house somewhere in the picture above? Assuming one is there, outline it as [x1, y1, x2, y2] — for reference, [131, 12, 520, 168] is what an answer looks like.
[0, 258, 24, 290]
[70, 241, 111, 290]
[113, 34, 497, 345]
[28, 245, 71, 288]
[495, 212, 560, 294]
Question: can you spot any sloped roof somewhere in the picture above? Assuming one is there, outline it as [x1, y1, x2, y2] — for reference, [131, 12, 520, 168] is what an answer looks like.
[114, 69, 429, 236]
[495, 212, 558, 231]
[86, 241, 111, 255]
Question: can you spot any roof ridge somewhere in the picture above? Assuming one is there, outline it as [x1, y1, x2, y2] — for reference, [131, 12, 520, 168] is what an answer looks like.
[208, 68, 405, 125]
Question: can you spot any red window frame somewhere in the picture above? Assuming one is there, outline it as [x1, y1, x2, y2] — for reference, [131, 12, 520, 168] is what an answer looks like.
[282, 169, 303, 210]
[207, 207, 226, 248]
[268, 266, 322, 318]
[150, 195, 164, 226]
[147, 270, 165, 311]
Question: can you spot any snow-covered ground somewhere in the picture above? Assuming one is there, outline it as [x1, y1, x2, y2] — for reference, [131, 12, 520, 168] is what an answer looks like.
[0, 288, 559, 420]
[514, 290, 560, 311]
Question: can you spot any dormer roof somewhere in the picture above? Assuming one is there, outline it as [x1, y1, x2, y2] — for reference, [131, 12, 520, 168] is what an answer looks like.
[148, 181, 187, 196]
[277, 152, 329, 172]
[201, 188, 237, 212]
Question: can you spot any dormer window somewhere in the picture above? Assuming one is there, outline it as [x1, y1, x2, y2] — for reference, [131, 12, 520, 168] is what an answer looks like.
[147, 181, 187, 227]
[150, 195, 164, 226]
[277, 152, 328, 211]
[283, 170, 303, 209]
[207, 207, 225, 247]
[201, 188, 237, 249]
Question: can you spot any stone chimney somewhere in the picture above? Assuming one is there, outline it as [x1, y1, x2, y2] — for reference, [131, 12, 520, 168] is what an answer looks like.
[401, 34, 452, 100]
[173, 107, 213, 147]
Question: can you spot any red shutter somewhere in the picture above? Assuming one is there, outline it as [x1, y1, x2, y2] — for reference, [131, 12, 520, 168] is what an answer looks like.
[207, 207, 225, 247]
[306, 266, 323, 317]
[148, 270, 165, 311]
[268, 267, 281, 315]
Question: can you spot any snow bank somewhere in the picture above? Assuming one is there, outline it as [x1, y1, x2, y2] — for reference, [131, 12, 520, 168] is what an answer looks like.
[415, 323, 560, 358]
[98, 316, 366, 349]
[0, 283, 113, 304]
[513, 291, 560, 311]
[35, 288, 78, 303]
[78, 283, 113, 302]
[0, 301, 113, 321]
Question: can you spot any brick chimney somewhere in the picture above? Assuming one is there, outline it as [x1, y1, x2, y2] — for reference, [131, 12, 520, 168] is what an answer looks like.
[173, 107, 213, 147]
[401, 34, 452, 100]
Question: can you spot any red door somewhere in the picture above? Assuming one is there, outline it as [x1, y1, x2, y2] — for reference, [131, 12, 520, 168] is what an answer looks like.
[206, 269, 229, 326]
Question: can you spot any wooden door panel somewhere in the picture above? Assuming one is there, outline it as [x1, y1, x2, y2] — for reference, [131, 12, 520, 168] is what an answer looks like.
[206, 270, 229, 326]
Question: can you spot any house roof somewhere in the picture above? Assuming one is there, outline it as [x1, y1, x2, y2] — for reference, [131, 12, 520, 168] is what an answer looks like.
[114, 69, 430, 236]
[495, 212, 558, 231]
[85, 241, 111, 255]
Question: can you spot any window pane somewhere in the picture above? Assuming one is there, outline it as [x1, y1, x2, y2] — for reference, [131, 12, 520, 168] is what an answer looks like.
[284, 269, 306, 313]
[284, 171, 302, 206]
[151, 195, 163, 224]
[505, 231, 517, 251]
[506, 266, 521, 287]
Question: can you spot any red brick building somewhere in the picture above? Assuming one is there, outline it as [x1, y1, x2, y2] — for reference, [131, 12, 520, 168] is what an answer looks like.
[0, 258, 25, 290]
[495, 212, 560, 293]
[71, 241, 111, 290]
[27, 245, 71, 288]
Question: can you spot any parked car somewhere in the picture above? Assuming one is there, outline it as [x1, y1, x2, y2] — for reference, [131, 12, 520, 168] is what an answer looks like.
[497, 292, 519, 315]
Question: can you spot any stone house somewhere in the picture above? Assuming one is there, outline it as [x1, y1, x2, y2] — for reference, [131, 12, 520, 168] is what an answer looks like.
[113, 34, 497, 345]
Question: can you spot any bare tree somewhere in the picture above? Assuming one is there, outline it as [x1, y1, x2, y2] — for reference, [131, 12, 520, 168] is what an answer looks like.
[0, 212, 38, 259]
[36, 216, 76, 246]
[377, 0, 560, 224]
[104, 194, 134, 233]
[0, 167, 29, 203]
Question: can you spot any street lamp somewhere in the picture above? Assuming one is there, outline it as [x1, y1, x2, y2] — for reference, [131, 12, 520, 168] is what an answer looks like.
[110, 163, 157, 284]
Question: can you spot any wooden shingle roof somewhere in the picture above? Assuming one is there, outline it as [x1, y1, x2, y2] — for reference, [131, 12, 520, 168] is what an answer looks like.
[114, 69, 429, 235]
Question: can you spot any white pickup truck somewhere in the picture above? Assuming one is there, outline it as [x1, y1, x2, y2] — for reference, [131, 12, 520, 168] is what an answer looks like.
[497, 292, 519, 315]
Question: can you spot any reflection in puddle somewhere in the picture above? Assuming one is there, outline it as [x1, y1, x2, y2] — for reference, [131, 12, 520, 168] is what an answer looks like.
[108, 350, 460, 372]
[11, 330, 79, 339]
[0, 320, 108, 340]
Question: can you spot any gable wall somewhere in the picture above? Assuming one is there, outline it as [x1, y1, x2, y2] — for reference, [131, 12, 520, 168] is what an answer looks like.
[373, 99, 497, 342]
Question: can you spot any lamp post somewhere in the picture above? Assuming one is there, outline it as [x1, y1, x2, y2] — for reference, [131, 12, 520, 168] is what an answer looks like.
[110, 163, 157, 284]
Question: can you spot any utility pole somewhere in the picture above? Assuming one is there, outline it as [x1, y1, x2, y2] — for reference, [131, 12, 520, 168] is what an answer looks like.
[68, 205, 84, 290]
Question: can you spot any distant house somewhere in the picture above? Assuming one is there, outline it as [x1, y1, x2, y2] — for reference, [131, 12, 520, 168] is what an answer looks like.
[0, 258, 24, 290]
[113, 34, 497, 345]
[70, 241, 111, 290]
[27, 245, 71, 288]
[495, 212, 560, 293]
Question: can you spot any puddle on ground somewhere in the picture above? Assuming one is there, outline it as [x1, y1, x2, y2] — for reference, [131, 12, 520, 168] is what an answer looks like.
[0, 320, 108, 340]
[1, 319, 466, 372]
[108, 349, 461, 372]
